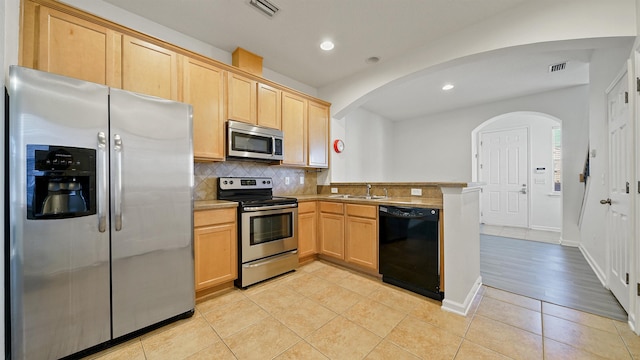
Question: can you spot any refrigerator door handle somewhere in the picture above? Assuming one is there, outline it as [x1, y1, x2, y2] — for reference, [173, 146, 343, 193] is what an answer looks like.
[114, 134, 123, 231]
[97, 131, 108, 232]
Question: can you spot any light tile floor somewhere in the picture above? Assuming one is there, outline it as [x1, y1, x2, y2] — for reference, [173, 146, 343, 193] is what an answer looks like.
[86, 261, 640, 360]
[480, 224, 562, 244]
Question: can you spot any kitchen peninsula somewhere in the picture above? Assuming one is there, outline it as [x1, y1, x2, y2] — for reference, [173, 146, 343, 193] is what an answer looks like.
[195, 181, 482, 316]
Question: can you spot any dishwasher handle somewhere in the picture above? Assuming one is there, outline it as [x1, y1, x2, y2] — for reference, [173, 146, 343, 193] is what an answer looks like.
[379, 206, 439, 220]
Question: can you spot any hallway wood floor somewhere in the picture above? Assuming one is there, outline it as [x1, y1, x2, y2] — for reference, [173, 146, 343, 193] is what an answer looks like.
[480, 233, 628, 321]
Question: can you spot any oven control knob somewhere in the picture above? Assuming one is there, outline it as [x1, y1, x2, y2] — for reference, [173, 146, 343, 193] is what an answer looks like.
[262, 180, 266, 184]
[223, 180, 228, 185]
[230, 180, 234, 185]
[267, 180, 271, 184]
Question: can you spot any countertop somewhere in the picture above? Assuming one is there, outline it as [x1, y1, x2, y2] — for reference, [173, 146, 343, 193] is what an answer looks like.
[194, 194, 443, 210]
[293, 194, 443, 209]
[194, 200, 238, 211]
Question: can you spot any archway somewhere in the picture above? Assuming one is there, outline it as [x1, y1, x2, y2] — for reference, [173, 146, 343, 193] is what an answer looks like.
[472, 111, 562, 240]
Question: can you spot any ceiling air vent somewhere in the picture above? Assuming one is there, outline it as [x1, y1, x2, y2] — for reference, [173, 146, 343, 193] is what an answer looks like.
[249, 0, 279, 17]
[548, 62, 567, 73]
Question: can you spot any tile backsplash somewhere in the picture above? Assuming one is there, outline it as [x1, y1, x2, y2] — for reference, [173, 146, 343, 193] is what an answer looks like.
[194, 160, 320, 200]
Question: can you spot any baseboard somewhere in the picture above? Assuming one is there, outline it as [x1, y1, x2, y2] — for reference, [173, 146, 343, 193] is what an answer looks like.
[530, 225, 561, 232]
[560, 239, 580, 247]
[579, 244, 607, 287]
[441, 276, 482, 316]
[628, 313, 635, 333]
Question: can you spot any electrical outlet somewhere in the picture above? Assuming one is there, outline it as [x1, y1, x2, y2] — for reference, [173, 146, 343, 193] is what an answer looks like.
[411, 188, 422, 196]
[300, 176, 304, 184]
[285, 177, 290, 185]
[331, 187, 338, 193]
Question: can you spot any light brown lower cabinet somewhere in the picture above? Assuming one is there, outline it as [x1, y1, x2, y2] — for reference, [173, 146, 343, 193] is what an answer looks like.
[318, 202, 345, 260]
[345, 204, 378, 270]
[297, 201, 318, 259]
[193, 208, 237, 293]
[318, 202, 378, 271]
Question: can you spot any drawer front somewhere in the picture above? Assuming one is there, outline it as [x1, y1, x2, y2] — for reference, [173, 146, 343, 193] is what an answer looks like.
[319, 201, 344, 214]
[298, 201, 317, 214]
[346, 204, 377, 219]
[194, 208, 236, 227]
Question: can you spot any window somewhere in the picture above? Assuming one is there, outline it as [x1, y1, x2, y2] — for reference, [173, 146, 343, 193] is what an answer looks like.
[552, 127, 561, 192]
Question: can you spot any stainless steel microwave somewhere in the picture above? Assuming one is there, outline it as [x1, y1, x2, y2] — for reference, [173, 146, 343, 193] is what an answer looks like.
[227, 120, 284, 161]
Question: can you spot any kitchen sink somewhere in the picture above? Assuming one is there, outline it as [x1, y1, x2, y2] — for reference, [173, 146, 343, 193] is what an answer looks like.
[327, 194, 387, 200]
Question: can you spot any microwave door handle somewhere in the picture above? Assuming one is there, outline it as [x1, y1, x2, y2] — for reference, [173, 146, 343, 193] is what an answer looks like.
[272, 136, 276, 157]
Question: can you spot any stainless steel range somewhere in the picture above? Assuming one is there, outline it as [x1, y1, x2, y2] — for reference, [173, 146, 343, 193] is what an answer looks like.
[218, 177, 298, 287]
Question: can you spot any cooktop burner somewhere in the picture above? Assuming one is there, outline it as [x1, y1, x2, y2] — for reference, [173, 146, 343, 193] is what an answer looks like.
[217, 177, 297, 207]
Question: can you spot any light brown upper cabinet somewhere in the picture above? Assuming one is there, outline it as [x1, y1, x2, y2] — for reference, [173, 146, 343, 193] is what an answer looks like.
[120, 35, 179, 101]
[183, 57, 226, 161]
[227, 72, 257, 124]
[307, 101, 329, 168]
[19, 0, 331, 165]
[281, 91, 308, 166]
[22, 2, 120, 86]
[257, 83, 281, 129]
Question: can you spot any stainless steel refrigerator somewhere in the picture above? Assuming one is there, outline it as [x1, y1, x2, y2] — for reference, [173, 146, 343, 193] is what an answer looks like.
[6, 66, 195, 359]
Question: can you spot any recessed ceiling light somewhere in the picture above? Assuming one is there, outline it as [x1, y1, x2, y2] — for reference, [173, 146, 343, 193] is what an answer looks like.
[320, 41, 335, 51]
[442, 84, 455, 91]
[365, 56, 380, 64]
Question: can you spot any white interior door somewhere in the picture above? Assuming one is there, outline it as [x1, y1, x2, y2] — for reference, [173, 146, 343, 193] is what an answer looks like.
[480, 127, 529, 227]
[605, 67, 631, 312]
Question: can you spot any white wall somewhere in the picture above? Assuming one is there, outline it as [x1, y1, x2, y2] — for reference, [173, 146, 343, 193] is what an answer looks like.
[478, 113, 562, 231]
[388, 86, 588, 242]
[319, 0, 636, 118]
[580, 47, 635, 280]
[58, 0, 318, 97]
[333, 108, 393, 182]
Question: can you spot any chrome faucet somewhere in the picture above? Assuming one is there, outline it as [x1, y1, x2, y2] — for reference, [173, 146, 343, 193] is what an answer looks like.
[383, 188, 388, 198]
[366, 183, 371, 197]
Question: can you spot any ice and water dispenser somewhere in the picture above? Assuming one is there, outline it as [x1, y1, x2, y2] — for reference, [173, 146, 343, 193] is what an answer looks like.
[26, 145, 97, 219]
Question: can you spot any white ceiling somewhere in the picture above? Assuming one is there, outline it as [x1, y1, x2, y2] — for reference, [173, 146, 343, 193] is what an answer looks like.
[101, 0, 634, 120]
[361, 48, 593, 121]
[102, 0, 530, 88]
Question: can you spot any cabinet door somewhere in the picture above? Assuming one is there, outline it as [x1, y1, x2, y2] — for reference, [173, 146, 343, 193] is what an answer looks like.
[298, 209, 317, 258]
[308, 101, 329, 168]
[121, 35, 179, 100]
[34, 6, 120, 85]
[257, 83, 281, 129]
[194, 223, 237, 290]
[319, 212, 345, 260]
[282, 91, 307, 166]
[184, 57, 226, 161]
[346, 216, 378, 270]
[228, 73, 257, 124]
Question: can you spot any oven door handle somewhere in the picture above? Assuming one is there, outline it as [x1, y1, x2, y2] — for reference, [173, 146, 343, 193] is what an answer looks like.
[243, 250, 298, 268]
[243, 203, 298, 211]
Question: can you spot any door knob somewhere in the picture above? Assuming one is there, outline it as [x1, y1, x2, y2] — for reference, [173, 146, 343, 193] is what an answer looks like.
[600, 198, 612, 205]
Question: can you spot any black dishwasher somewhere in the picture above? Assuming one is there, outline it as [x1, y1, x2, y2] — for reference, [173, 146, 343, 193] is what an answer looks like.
[379, 205, 442, 301]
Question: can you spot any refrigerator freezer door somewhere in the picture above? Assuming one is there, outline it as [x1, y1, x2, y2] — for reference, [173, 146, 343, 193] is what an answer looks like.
[109, 88, 195, 337]
[8, 66, 111, 359]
